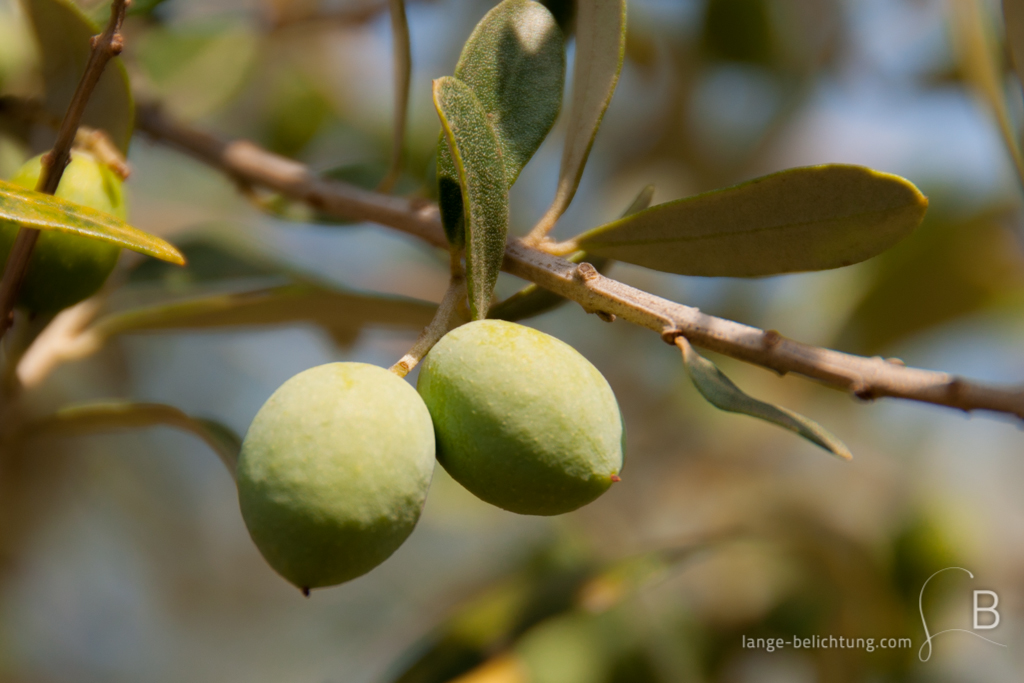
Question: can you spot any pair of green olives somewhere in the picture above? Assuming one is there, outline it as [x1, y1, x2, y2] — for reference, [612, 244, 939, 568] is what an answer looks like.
[237, 320, 625, 593]
[0, 151, 125, 313]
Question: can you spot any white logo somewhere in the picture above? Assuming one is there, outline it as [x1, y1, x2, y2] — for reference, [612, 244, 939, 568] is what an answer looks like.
[918, 567, 1007, 662]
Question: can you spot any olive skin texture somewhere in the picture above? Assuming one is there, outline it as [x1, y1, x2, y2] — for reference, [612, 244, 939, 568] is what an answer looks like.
[237, 363, 435, 592]
[417, 320, 624, 516]
[0, 151, 125, 314]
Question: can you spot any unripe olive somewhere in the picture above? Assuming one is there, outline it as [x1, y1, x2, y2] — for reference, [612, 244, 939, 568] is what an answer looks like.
[237, 363, 435, 592]
[0, 150, 125, 313]
[417, 320, 624, 516]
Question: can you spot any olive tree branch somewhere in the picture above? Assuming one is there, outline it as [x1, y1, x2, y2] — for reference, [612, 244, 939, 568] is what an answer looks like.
[377, 0, 411, 193]
[0, 0, 130, 340]
[128, 105, 1024, 420]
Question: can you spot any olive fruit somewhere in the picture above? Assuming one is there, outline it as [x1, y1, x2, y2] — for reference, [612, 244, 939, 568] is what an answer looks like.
[0, 150, 125, 313]
[237, 363, 435, 593]
[417, 320, 624, 516]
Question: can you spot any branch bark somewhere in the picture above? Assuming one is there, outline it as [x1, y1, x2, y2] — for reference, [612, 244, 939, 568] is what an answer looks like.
[129, 104, 1024, 420]
[0, 0, 129, 339]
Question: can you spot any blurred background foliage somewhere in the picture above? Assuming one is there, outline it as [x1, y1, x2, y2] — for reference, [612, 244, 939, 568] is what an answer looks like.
[1, 0, 1024, 681]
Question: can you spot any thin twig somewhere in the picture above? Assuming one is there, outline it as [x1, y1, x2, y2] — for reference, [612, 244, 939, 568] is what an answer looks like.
[128, 106, 1024, 420]
[378, 0, 411, 193]
[0, 0, 129, 340]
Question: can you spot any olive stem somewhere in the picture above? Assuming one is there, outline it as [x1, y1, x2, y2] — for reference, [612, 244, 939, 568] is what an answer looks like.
[0, 0, 130, 342]
[389, 277, 467, 378]
[54, 104, 1022, 420]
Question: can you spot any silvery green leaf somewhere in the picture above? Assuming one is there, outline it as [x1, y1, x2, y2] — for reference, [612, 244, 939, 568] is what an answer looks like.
[535, 0, 626, 230]
[437, 0, 565, 245]
[678, 337, 851, 459]
[576, 165, 927, 277]
[434, 77, 509, 319]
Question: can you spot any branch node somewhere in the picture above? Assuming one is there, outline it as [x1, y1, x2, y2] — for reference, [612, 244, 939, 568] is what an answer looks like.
[850, 381, 877, 402]
[575, 262, 599, 282]
[660, 327, 684, 345]
[596, 311, 616, 323]
[762, 329, 783, 349]
[886, 357, 906, 366]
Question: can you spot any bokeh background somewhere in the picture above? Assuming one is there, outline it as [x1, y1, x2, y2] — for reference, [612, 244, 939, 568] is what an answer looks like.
[1, 0, 1023, 681]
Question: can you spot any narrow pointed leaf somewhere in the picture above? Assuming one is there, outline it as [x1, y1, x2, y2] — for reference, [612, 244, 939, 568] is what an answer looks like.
[678, 338, 851, 459]
[21, 0, 134, 152]
[0, 180, 184, 264]
[437, 0, 565, 245]
[539, 0, 626, 226]
[957, 0, 1024, 186]
[92, 283, 437, 347]
[489, 185, 653, 321]
[576, 165, 927, 277]
[434, 77, 509, 319]
[22, 401, 242, 473]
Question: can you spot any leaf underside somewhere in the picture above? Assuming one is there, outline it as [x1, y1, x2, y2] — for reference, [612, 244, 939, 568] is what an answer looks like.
[0, 180, 185, 264]
[437, 0, 565, 246]
[434, 77, 509, 320]
[577, 164, 928, 277]
[678, 338, 851, 460]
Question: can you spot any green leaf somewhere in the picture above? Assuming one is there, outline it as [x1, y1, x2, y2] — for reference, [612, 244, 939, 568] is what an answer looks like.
[0, 179, 185, 264]
[22, 401, 242, 473]
[678, 337, 851, 459]
[20, 0, 134, 153]
[575, 165, 928, 277]
[489, 185, 652, 322]
[93, 283, 438, 347]
[538, 0, 626, 227]
[437, 0, 565, 245]
[434, 77, 509, 320]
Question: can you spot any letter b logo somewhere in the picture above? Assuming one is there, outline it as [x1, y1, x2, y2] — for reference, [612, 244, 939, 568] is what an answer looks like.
[974, 590, 1000, 630]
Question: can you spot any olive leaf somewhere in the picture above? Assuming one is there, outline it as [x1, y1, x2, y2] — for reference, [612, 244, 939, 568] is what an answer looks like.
[575, 165, 928, 277]
[489, 185, 653, 322]
[678, 337, 851, 460]
[437, 0, 565, 246]
[92, 283, 437, 347]
[21, 401, 242, 474]
[433, 77, 509, 320]
[20, 0, 134, 152]
[956, 0, 1024, 186]
[0, 180, 185, 264]
[536, 0, 626, 229]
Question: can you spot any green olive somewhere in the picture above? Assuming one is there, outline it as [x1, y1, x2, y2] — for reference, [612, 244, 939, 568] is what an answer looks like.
[417, 320, 624, 516]
[0, 150, 125, 313]
[237, 362, 435, 593]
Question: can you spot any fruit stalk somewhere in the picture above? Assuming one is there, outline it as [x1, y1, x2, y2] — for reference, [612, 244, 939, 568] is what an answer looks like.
[390, 275, 467, 378]
[0, 0, 129, 341]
